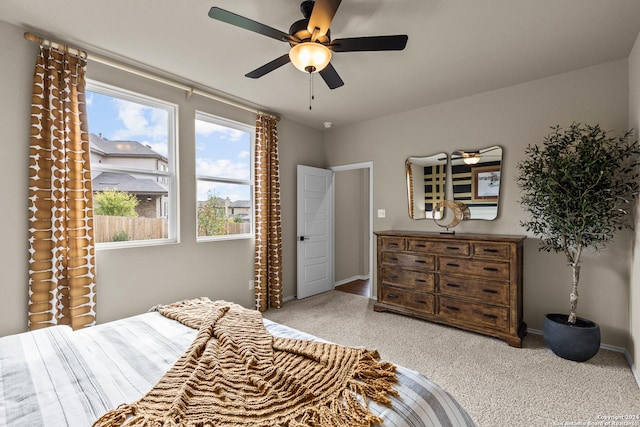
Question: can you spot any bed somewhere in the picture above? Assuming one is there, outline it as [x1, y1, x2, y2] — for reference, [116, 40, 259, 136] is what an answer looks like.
[0, 300, 475, 427]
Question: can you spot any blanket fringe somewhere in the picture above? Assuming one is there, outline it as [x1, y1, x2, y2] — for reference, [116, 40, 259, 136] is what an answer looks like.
[286, 349, 398, 427]
[92, 404, 136, 427]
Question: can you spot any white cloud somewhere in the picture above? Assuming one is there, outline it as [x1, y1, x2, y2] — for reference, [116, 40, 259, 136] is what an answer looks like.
[110, 99, 168, 142]
[196, 181, 250, 202]
[195, 120, 244, 142]
[144, 142, 169, 157]
[196, 158, 250, 181]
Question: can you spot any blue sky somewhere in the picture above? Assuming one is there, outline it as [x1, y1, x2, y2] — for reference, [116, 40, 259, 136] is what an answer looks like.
[86, 90, 252, 202]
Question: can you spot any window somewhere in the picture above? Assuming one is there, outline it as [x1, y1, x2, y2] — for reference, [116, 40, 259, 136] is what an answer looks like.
[86, 80, 178, 246]
[195, 112, 254, 240]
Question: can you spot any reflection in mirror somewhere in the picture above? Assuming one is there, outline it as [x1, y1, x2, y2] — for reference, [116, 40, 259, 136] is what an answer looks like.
[451, 145, 502, 220]
[406, 153, 447, 219]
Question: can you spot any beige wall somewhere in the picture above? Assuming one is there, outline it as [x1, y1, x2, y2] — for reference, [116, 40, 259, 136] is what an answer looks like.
[334, 169, 370, 283]
[325, 60, 632, 347]
[629, 31, 640, 370]
[0, 20, 325, 335]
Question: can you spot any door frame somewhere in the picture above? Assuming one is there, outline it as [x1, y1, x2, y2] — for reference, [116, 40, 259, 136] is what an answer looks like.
[329, 161, 374, 299]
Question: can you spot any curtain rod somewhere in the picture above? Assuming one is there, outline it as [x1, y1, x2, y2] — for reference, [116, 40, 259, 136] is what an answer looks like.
[23, 32, 280, 121]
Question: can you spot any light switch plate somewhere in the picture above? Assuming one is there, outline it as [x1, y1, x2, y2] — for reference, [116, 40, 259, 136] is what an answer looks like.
[377, 209, 386, 218]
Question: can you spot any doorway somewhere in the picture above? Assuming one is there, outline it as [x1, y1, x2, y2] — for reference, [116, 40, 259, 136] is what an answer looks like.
[330, 162, 373, 298]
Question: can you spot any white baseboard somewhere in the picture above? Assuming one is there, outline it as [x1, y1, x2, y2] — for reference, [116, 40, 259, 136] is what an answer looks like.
[334, 275, 370, 287]
[527, 327, 640, 389]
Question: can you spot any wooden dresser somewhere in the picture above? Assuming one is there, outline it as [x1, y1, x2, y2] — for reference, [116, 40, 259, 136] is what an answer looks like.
[374, 231, 526, 347]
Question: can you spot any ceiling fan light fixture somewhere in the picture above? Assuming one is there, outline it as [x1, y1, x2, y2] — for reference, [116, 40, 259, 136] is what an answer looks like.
[289, 42, 332, 73]
[462, 152, 481, 165]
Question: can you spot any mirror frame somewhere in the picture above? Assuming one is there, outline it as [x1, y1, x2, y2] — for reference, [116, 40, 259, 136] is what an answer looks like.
[405, 153, 447, 220]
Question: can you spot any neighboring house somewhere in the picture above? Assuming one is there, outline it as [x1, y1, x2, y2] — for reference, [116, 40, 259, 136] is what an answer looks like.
[89, 133, 168, 218]
[225, 198, 251, 221]
[92, 171, 168, 218]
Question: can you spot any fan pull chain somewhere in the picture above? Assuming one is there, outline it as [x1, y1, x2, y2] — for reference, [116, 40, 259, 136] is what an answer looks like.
[308, 71, 315, 110]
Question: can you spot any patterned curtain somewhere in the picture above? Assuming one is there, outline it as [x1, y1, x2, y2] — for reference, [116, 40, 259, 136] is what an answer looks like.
[28, 47, 97, 330]
[254, 113, 282, 311]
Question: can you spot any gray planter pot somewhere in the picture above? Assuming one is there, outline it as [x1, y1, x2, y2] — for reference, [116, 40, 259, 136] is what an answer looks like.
[542, 313, 600, 362]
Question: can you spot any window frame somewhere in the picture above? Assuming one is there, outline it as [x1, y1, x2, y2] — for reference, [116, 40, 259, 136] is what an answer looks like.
[87, 79, 179, 249]
[195, 111, 255, 242]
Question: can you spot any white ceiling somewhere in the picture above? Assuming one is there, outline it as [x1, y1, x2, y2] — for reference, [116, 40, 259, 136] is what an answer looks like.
[2, 0, 640, 130]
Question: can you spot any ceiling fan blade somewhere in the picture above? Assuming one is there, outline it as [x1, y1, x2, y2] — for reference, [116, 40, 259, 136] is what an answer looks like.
[330, 35, 408, 52]
[208, 7, 297, 43]
[307, 0, 342, 39]
[245, 54, 291, 79]
[319, 62, 344, 89]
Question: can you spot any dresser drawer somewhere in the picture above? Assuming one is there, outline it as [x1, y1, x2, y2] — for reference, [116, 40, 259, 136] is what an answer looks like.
[438, 257, 510, 280]
[380, 287, 434, 314]
[439, 274, 508, 305]
[407, 239, 470, 256]
[380, 237, 405, 251]
[381, 267, 434, 291]
[472, 242, 510, 260]
[438, 296, 509, 330]
[381, 252, 435, 270]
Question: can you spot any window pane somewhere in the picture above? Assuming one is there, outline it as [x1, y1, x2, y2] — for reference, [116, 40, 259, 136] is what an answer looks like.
[195, 118, 251, 180]
[88, 91, 169, 169]
[197, 181, 252, 237]
[87, 85, 175, 245]
[195, 113, 254, 241]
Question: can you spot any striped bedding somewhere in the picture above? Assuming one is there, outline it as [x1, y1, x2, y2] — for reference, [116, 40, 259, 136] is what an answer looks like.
[0, 311, 475, 427]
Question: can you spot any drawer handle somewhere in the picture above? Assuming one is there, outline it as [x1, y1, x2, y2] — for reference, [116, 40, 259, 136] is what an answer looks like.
[483, 313, 498, 319]
[387, 293, 399, 299]
[414, 259, 427, 264]
[483, 267, 499, 272]
[415, 244, 426, 248]
[388, 257, 399, 261]
[388, 274, 399, 279]
[415, 279, 427, 283]
[446, 246, 461, 251]
[446, 283, 461, 288]
[483, 289, 498, 294]
[483, 248, 499, 253]
[388, 243, 398, 247]
[446, 263, 460, 268]
[446, 305, 460, 311]
[415, 299, 428, 304]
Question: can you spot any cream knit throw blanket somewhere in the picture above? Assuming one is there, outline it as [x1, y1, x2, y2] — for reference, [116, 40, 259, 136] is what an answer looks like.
[92, 298, 398, 427]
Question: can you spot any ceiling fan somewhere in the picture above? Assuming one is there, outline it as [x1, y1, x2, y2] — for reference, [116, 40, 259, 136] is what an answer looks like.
[437, 147, 502, 165]
[208, 0, 409, 89]
[451, 146, 502, 165]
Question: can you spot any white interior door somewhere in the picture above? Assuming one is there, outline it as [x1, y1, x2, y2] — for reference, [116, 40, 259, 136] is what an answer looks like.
[297, 165, 334, 299]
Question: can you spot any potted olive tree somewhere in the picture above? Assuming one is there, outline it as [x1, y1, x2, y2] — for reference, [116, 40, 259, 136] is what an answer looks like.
[516, 123, 639, 362]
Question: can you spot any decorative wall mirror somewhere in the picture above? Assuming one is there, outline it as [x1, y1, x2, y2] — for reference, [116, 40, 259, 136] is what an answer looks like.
[451, 145, 503, 220]
[405, 153, 447, 219]
[405, 146, 503, 222]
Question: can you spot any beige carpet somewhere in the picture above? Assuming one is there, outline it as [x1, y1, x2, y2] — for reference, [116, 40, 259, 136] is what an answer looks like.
[264, 291, 640, 427]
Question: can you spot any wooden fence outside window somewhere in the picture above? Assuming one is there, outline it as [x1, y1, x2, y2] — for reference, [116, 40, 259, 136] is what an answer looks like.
[94, 216, 251, 242]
